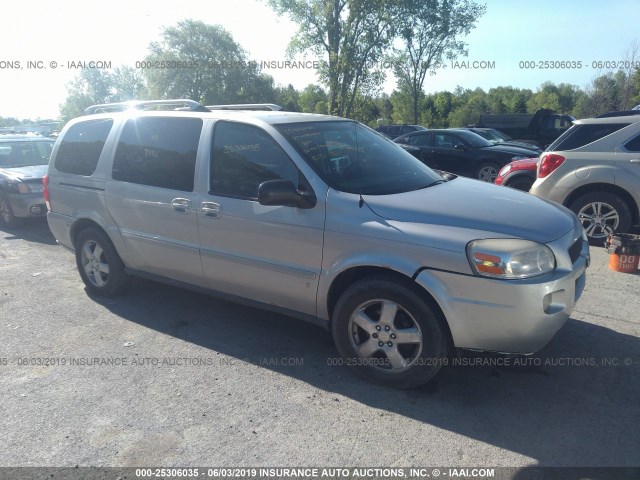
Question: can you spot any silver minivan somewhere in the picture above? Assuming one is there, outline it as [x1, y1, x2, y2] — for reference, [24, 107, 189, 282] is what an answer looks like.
[46, 101, 589, 388]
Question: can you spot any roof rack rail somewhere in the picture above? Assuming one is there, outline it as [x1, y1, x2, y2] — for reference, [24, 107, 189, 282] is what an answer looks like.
[595, 110, 640, 118]
[205, 103, 282, 111]
[84, 99, 210, 115]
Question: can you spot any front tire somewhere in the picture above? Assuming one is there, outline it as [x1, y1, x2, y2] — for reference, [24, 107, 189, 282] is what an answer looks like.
[331, 277, 449, 388]
[75, 227, 129, 296]
[0, 193, 22, 228]
[476, 162, 500, 183]
[569, 192, 632, 246]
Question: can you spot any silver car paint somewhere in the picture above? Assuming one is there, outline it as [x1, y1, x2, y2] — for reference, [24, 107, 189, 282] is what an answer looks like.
[530, 118, 640, 210]
[48, 110, 588, 354]
[1, 165, 49, 217]
[363, 178, 576, 244]
[415, 223, 587, 353]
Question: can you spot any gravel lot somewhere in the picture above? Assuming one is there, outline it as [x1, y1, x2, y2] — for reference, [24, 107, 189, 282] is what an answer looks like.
[1, 219, 639, 469]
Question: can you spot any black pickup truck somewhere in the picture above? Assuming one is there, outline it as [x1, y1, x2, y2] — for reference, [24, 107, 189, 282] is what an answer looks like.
[476, 109, 574, 149]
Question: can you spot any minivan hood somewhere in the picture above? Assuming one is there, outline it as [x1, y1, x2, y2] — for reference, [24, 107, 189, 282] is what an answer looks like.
[0, 164, 48, 181]
[364, 177, 575, 244]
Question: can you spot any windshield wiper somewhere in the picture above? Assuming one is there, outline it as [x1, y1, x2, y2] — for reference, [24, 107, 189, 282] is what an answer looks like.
[419, 180, 445, 189]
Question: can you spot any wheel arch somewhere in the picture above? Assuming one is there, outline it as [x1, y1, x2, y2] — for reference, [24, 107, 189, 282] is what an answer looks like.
[563, 183, 639, 225]
[504, 170, 536, 182]
[477, 158, 503, 166]
[326, 266, 454, 346]
[70, 218, 111, 249]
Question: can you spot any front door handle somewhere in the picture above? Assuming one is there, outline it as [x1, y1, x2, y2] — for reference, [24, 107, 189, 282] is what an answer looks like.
[201, 202, 223, 218]
[171, 198, 191, 212]
[630, 159, 640, 164]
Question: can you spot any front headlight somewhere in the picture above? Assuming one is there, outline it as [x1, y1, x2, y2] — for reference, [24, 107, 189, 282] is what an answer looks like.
[499, 164, 511, 176]
[17, 182, 43, 194]
[467, 239, 556, 279]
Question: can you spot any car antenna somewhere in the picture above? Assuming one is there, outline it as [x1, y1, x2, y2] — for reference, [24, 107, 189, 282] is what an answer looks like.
[359, 193, 365, 208]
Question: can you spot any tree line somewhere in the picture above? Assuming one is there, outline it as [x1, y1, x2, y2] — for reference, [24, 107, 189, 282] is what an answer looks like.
[58, 0, 489, 123]
[3, 2, 638, 128]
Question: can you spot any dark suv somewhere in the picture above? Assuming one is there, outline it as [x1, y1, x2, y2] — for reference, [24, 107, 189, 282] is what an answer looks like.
[0, 133, 54, 227]
[375, 124, 427, 140]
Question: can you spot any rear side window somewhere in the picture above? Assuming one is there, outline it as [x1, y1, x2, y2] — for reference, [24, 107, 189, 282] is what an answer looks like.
[404, 133, 431, 146]
[210, 121, 298, 199]
[623, 134, 640, 152]
[550, 123, 630, 151]
[54, 119, 113, 175]
[433, 133, 458, 148]
[112, 117, 202, 191]
[385, 126, 399, 136]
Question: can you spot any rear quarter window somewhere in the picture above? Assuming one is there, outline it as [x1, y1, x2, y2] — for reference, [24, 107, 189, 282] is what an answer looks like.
[623, 134, 640, 152]
[550, 123, 630, 151]
[54, 119, 113, 175]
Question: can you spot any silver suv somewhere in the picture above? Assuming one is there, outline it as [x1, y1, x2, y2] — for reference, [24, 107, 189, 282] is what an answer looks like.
[46, 100, 589, 388]
[0, 133, 54, 227]
[530, 111, 640, 245]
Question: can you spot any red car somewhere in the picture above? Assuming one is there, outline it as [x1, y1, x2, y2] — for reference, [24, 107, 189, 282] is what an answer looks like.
[494, 157, 538, 191]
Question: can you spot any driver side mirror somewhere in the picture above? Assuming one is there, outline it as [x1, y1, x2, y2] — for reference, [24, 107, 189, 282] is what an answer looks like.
[454, 143, 467, 151]
[257, 179, 316, 209]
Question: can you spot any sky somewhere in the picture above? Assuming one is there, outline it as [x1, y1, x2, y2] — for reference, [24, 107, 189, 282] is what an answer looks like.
[1, 0, 638, 120]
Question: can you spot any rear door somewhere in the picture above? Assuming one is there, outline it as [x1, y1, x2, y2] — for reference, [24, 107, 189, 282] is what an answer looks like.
[196, 120, 325, 316]
[404, 132, 434, 165]
[105, 116, 207, 287]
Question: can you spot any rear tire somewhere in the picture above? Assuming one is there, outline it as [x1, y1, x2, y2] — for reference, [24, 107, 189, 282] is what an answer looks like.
[331, 277, 449, 389]
[75, 227, 129, 296]
[569, 191, 632, 246]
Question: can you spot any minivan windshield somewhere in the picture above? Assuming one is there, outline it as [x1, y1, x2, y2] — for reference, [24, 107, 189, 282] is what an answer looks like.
[275, 121, 443, 195]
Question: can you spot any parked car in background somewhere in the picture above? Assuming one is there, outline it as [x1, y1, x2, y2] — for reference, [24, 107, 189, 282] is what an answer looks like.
[0, 133, 54, 227]
[632, 105, 639, 110]
[495, 157, 538, 191]
[394, 128, 540, 182]
[45, 99, 589, 389]
[530, 111, 640, 245]
[375, 124, 427, 139]
[476, 109, 574, 149]
[462, 127, 543, 153]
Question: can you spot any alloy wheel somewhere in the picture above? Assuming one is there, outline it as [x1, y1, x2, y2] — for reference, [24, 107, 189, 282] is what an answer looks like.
[348, 299, 423, 372]
[478, 165, 498, 182]
[80, 240, 110, 287]
[577, 201, 619, 240]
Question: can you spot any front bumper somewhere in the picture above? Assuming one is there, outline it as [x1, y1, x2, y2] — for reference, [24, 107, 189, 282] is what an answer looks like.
[8, 192, 47, 218]
[415, 229, 589, 354]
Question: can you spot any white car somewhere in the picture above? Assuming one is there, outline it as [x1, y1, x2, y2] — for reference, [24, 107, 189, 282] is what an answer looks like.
[530, 111, 640, 244]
